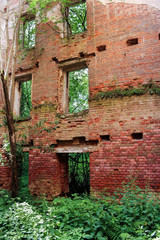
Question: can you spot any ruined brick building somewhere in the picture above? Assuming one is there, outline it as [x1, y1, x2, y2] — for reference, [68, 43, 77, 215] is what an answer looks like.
[0, 0, 160, 197]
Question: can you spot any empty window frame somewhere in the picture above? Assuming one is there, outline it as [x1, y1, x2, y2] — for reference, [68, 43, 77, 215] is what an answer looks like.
[64, 1, 87, 36]
[19, 15, 35, 49]
[14, 76, 32, 118]
[64, 68, 89, 113]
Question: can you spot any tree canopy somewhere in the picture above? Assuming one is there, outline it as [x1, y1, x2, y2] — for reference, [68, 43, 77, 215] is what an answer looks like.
[69, 68, 89, 113]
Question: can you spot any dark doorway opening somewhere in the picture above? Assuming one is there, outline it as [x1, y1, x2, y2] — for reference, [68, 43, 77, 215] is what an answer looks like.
[69, 152, 90, 195]
[18, 151, 29, 193]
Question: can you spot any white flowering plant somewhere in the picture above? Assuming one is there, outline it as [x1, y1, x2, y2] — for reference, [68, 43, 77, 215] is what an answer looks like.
[0, 135, 11, 166]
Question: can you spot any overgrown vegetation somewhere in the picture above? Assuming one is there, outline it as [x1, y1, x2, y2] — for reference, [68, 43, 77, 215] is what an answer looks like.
[66, 2, 87, 36]
[93, 83, 160, 101]
[16, 149, 29, 196]
[69, 68, 89, 113]
[0, 182, 160, 240]
[19, 18, 35, 49]
[20, 80, 32, 119]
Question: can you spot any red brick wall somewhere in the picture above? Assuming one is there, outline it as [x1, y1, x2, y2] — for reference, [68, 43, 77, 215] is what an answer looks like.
[0, 166, 11, 191]
[29, 150, 69, 198]
[56, 95, 160, 194]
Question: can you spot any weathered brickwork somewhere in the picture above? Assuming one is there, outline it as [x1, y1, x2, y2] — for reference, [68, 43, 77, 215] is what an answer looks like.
[29, 150, 68, 197]
[0, 0, 160, 197]
[0, 157, 11, 191]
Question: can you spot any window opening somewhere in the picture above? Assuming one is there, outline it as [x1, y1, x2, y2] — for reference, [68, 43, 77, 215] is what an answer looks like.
[18, 151, 29, 194]
[20, 80, 32, 118]
[131, 132, 143, 140]
[126, 38, 138, 46]
[65, 2, 87, 36]
[97, 45, 106, 52]
[14, 77, 32, 118]
[19, 17, 35, 49]
[69, 152, 90, 194]
[68, 68, 89, 113]
[100, 135, 110, 141]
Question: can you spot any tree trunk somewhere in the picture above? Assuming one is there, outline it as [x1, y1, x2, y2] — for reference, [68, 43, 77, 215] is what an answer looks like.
[0, 71, 18, 198]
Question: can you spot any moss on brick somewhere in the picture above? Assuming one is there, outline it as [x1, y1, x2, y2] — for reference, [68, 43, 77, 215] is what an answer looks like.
[56, 109, 89, 119]
[32, 103, 56, 112]
[92, 83, 160, 101]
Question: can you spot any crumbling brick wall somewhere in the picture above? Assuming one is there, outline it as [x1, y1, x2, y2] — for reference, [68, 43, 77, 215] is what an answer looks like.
[0, 0, 160, 197]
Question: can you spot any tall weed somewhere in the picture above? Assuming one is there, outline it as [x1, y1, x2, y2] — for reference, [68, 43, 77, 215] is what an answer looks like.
[0, 182, 159, 240]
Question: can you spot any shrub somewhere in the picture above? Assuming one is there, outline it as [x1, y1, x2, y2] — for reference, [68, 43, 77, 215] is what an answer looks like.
[0, 182, 160, 240]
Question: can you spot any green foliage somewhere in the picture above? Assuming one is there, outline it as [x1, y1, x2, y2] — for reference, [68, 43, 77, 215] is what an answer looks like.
[28, 119, 57, 137]
[20, 80, 32, 119]
[49, 195, 116, 240]
[0, 182, 159, 239]
[94, 83, 160, 101]
[19, 19, 35, 49]
[68, 2, 87, 35]
[69, 68, 89, 113]
[28, 0, 54, 17]
[23, 19, 35, 49]
[111, 182, 160, 238]
[16, 148, 29, 197]
[0, 189, 12, 208]
[0, 201, 60, 240]
[28, 0, 87, 35]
